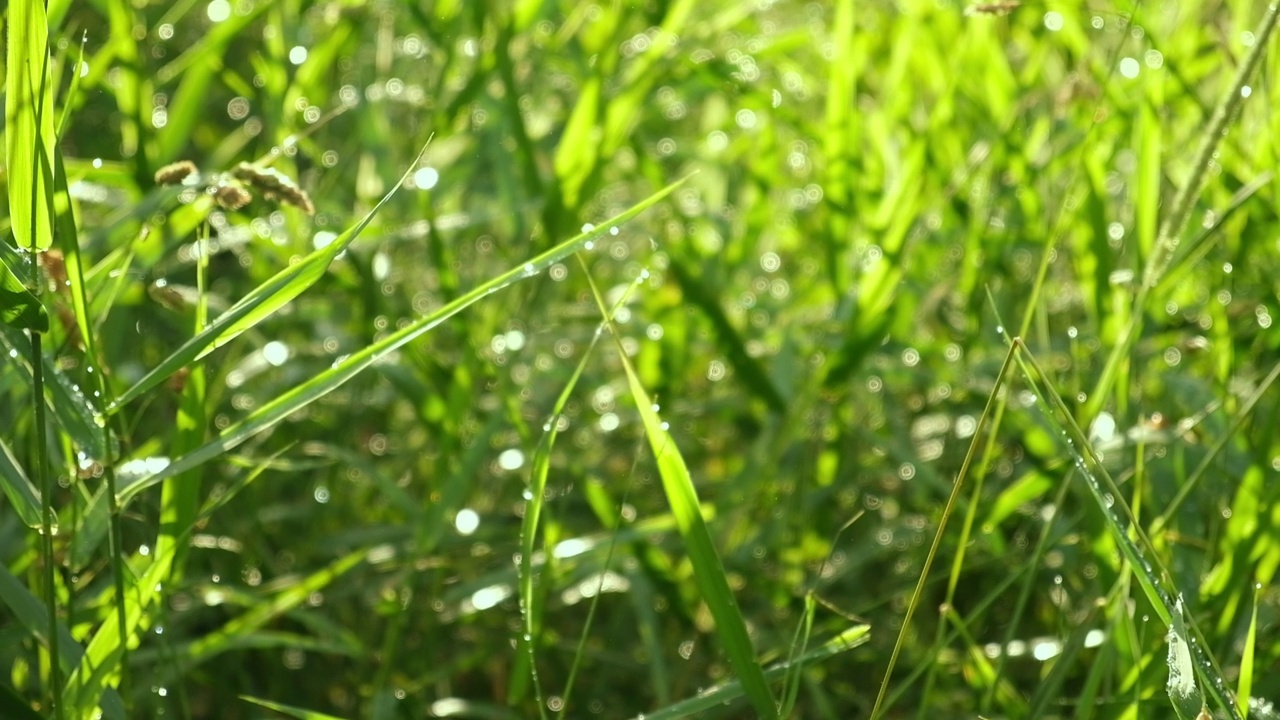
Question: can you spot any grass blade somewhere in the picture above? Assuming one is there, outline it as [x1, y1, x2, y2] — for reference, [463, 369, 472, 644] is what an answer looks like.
[5, 0, 56, 252]
[602, 288, 779, 718]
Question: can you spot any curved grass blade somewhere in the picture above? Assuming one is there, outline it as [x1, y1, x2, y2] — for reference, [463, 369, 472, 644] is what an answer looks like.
[108, 143, 431, 413]
[1238, 584, 1259, 719]
[602, 294, 778, 718]
[112, 175, 690, 505]
[516, 283, 624, 716]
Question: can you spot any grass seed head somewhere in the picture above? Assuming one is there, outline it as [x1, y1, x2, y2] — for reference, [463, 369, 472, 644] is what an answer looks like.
[964, 1, 1020, 15]
[231, 162, 316, 214]
[155, 160, 199, 185]
[214, 182, 253, 211]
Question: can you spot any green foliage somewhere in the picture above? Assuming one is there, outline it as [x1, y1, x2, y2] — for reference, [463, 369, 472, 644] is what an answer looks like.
[2, 1, 1280, 718]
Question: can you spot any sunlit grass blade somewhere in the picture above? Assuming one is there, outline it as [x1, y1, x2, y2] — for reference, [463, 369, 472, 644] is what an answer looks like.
[5, 0, 56, 252]
[52, 144, 97, 355]
[0, 437, 47, 528]
[602, 293, 778, 718]
[636, 625, 868, 720]
[872, 336, 1021, 719]
[109, 176, 687, 508]
[108, 143, 430, 413]
[1238, 584, 1259, 719]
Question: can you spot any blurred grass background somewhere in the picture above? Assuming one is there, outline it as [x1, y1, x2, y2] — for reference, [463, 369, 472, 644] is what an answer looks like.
[2, 0, 1280, 717]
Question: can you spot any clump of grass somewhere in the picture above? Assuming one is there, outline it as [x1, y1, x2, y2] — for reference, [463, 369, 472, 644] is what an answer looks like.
[3, 2, 1280, 719]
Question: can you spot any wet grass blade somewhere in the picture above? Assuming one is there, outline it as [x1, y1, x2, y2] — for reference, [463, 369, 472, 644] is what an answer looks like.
[517, 276, 627, 716]
[599, 288, 778, 719]
[1012, 340, 1240, 720]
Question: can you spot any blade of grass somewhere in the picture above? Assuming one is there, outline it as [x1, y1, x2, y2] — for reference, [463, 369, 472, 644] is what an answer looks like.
[870, 335, 1021, 719]
[1166, 596, 1206, 720]
[518, 273, 629, 716]
[0, 324, 113, 461]
[1011, 339, 1241, 720]
[597, 275, 779, 719]
[5, 0, 56, 252]
[1238, 584, 1259, 719]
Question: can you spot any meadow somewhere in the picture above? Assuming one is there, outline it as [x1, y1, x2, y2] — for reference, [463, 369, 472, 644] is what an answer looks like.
[1, 0, 1279, 718]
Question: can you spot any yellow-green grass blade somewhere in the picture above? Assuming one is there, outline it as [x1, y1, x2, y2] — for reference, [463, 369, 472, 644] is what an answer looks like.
[52, 139, 96, 358]
[608, 313, 778, 718]
[100, 176, 687, 510]
[107, 144, 430, 413]
[5, 0, 56, 252]
[1238, 584, 1259, 719]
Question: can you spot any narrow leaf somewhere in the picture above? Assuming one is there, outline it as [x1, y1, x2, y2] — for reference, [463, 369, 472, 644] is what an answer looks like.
[5, 0, 56, 252]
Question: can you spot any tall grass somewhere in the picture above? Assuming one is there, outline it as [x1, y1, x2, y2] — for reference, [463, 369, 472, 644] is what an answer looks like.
[1, 1, 1279, 718]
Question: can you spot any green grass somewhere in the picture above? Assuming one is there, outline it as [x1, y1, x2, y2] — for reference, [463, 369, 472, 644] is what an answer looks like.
[3, 1, 1280, 718]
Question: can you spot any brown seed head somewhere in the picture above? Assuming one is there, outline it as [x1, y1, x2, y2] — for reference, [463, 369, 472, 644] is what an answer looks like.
[214, 183, 253, 211]
[155, 160, 199, 185]
[232, 162, 315, 214]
